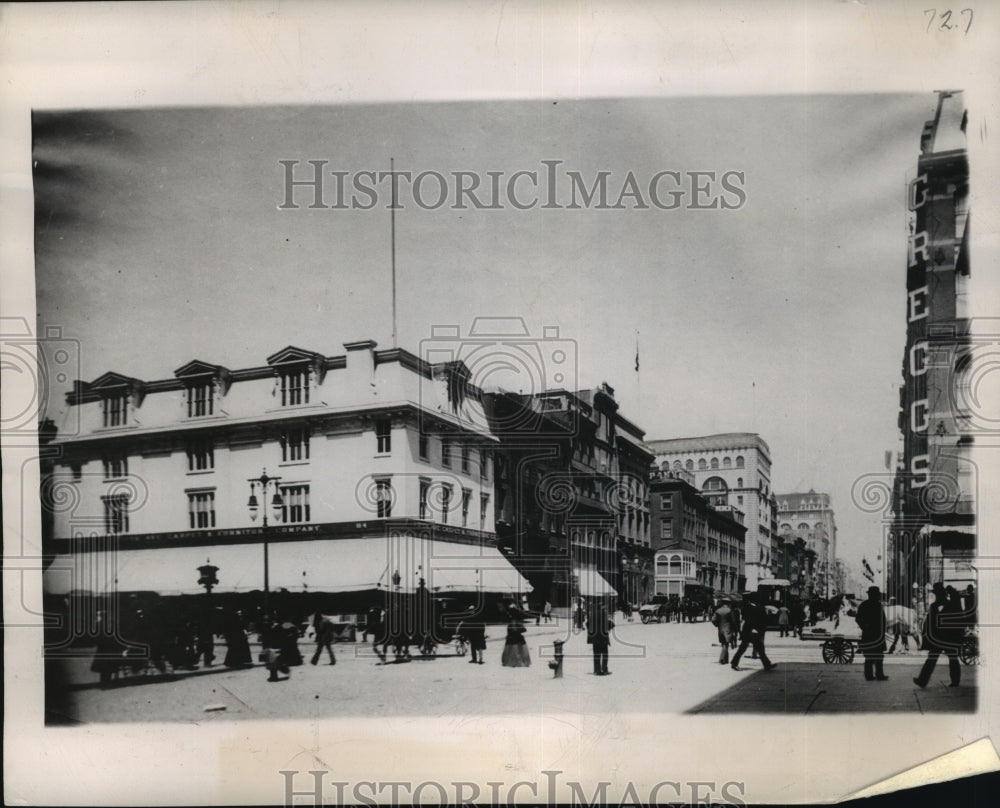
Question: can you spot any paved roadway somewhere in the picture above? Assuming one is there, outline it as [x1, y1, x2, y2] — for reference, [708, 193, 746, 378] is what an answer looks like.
[46, 617, 977, 723]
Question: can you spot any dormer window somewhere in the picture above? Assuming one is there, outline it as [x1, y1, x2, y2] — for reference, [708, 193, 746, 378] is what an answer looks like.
[187, 381, 214, 417]
[279, 369, 309, 406]
[102, 394, 128, 427]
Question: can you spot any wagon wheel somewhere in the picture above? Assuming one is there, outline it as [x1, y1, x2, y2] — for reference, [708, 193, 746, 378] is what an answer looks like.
[641, 613, 652, 624]
[960, 637, 979, 666]
[822, 638, 855, 664]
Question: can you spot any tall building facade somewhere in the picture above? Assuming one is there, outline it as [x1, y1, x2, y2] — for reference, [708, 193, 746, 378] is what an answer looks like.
[889, 90, 975, 604]
[775, 491, 838, 597]
[648, 467, 746, 597]
[41, 340, 528, 610]
[486, 382, 653, 608]
[646, 433, 776, 590]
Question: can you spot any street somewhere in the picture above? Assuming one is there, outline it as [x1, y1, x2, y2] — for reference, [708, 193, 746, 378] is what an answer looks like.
[46, 616, 976, 724]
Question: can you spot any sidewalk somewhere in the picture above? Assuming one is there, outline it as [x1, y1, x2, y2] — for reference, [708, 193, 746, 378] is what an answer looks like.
[686, 661, 978, 714]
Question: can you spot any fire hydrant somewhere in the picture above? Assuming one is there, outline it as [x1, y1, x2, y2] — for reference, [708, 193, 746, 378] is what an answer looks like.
[548, 640, 564, 678]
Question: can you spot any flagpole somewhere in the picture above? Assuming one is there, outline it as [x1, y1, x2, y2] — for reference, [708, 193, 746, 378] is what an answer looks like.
[390, 157, 398, 349]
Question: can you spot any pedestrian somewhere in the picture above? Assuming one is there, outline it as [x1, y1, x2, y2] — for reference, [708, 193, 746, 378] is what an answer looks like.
[223, 609, 253, 668]
[914, 582, 962, 689]
[777, 603, 790, 638]
[280, 619, 304, 666]
[729, 601, 742, 648]
[543, 601, 552, 624]
[310, 612, 337, 665]
[459, 606, 487, 664]
[731, 593, 776, 672]
[586, 599, 614, 676]
[711, 598, 738, 665]
[501, 610, 531, 667]
[855, 586, 888, 681]
[574, 598, 585, 631]
[262, 619, 290, 682]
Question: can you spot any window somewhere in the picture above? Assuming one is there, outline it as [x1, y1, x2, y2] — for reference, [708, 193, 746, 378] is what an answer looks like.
[279, 369, 310, 406]
[280, 484, 310, 523]
[103, 456, 128, 479]
[660, 493, 672, 510]
[375, 419, 391, 453]
[685, 459, 693, 471]
[480, 492, 490, 530]
[440, 484, 452, 524]
[461, 445, 471, 473]
[280, 427, 310, 462]
[102, 493, 129, 534]
[481, 449, 491, 480]
[419, 478, 430, 520]
[738, 496, 744, 506]
[737, 477, 743, 488]
[187, 439, 214, 471]
[711, 458, 719, 469]
[187, 382, 214, 417]
[673, 460, 682, 470]
[375, 478, 393, 518]
[660, 518, 672, 539]
[102, 394, 128, 427]
[418, 432, 429, 460]
[698, 458, 707, 470]
[188, 490, 216, 529]
[735, 455, 745, 468]
[461, 488, 471, 527]
[441, 439, 452, 467]
[723, 457, 732, 468]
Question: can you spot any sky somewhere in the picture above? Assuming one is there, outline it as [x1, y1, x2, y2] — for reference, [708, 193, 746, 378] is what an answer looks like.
[33, 94, 943, 585]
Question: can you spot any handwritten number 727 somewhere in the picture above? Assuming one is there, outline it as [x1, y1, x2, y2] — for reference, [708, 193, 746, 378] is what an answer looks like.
[925, 9, 974, 34]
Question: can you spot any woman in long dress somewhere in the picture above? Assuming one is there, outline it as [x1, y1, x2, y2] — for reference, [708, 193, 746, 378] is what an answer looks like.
[500, 617, 531, 667]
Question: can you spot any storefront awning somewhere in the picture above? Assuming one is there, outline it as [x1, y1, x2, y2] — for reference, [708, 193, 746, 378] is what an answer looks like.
[43, 535, 530, 597]
[574, 565, 617, 597]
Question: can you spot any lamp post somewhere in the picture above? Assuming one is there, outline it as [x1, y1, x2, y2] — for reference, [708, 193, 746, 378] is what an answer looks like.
[247, 468, 283, 616]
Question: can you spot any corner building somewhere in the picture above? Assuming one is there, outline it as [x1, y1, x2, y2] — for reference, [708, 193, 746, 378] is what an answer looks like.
[646, 433, 776, 590]
[41, 340, 528, 613]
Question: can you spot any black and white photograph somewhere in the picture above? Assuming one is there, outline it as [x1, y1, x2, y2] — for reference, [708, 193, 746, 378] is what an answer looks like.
[3, 1, 999, 805]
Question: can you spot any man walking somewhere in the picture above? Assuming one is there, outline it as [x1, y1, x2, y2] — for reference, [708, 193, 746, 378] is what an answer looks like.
[711, 598, 738, 665]
[586, 600, 614, 676]
[914, 582, 962, 688]
[731, 593, 776, 672]
[855, 586, 888, 681]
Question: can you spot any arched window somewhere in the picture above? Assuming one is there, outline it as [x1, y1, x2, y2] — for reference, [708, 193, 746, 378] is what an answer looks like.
[685, 459, 694, 471]
[669, 554, 682, 575]
[672, 460, 682, 470]
[703, 476, 728, 492]
[660, 461, 670, 471]
[698, 459, 707, 470]
[656, 555, 669, 573]
[710, 458, 719, 469]
[737, 477, 744, 488]
[723, 457, 732, 468]
[798, 522, 810, 532]
[781, 523, 792, 533]
[735, 456, 745, 468]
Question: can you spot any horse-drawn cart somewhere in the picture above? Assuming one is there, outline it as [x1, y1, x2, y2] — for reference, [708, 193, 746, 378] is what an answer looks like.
[801, 626, 860, 664]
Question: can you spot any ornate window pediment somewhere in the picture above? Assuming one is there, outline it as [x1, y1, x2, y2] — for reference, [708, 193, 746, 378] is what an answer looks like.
[267, 346, 326, 406]
[174, 360, 232, 417]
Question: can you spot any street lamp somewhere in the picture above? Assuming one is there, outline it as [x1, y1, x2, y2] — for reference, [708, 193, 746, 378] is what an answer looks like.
[247, 468, 283, 615]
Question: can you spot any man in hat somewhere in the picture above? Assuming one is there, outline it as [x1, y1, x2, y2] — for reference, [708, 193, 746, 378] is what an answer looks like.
[914, 582, 962, 688]
[731, 593, 776, 672]
[855, 586, 888, 681]
[711, 598, 738, 665]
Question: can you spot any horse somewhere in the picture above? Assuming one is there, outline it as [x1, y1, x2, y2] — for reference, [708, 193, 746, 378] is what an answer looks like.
[884, 605, 921, 654]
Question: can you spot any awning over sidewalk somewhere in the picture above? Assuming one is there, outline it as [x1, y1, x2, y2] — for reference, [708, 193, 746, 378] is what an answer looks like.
[574, 564, 617, 597]
[43, 535, 530, 597]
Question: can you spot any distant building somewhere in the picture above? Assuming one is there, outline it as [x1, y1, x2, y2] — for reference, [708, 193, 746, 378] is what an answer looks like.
[41, 340, 528, 612]
[889, 89, 975, 603]
[775, 490, 838, 597]
[648, 467, 746, 597]
[646, 433, 776, 590]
